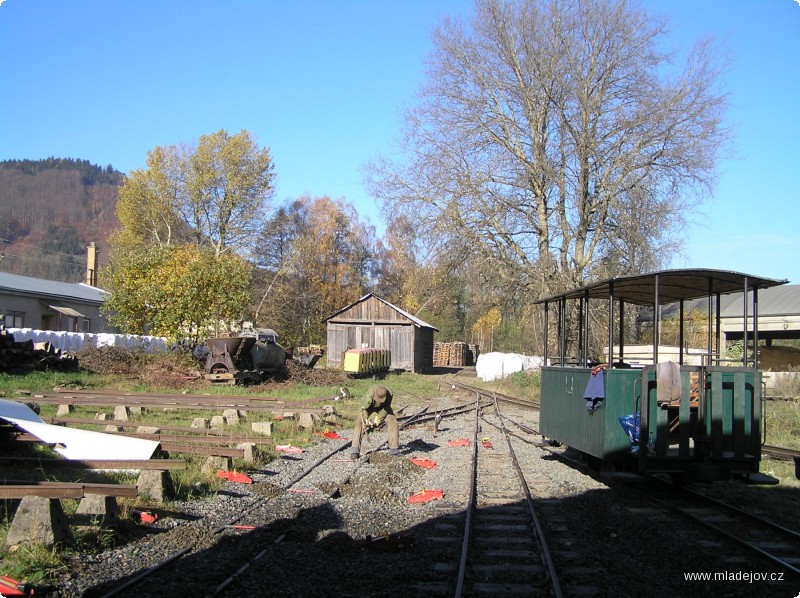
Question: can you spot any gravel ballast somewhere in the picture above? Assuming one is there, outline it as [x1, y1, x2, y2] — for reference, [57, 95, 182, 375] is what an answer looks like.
[21, 393, 793, 597]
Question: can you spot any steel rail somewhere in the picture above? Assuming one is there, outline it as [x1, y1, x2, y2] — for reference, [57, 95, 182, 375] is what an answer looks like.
[454, 396, 479, 598]
[639, 477, 800, 579]
[493, 395, 564, 598]
[100, 405, 432, 597]
[763, 444, 800, 461]
[450, 392, 563, 597]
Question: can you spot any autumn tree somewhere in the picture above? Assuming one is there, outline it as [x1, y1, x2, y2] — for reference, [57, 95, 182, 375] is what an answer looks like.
[114, 145, 186, 250]
[186, 130, 275, 257]
[252, 196, 378, 345]
[368, 0, 729, 299]
[113, 129, 275, 256]
[105, 129, 270, 342]
[102, 244, 251, 344]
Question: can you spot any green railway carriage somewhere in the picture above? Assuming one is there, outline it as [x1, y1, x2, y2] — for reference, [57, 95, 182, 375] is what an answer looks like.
[537, 269, 786, 482]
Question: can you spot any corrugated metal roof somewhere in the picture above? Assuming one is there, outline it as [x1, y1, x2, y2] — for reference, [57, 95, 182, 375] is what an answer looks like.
[719, 285, 800, 317]
[535, 268, 787, 306]
[324, 293, 439, 331]
[0, 272, 107, 304]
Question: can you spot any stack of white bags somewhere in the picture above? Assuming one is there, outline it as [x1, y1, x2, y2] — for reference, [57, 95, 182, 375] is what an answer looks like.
[8, 328, 169, 354]
[475, 351, 547, 382]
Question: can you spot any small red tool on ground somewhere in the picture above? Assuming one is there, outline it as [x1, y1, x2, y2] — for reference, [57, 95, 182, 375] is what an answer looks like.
[408, 489, 444, 503]
[447, 438, 470, 447]
[276, 444, 303, 454]
[409, 457, 438, 469]
[216, 470, 253, 484]
[0, 576, 35, 596]
[481, 437, 493, 449]
[323, 431, 340, 439]
[131, 509, 157, 524]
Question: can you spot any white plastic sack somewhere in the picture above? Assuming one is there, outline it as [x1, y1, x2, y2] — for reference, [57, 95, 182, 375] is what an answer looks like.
[476, 351, 546, 382]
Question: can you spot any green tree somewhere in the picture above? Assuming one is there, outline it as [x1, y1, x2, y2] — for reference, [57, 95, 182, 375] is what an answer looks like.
[102, 244, 251, 344]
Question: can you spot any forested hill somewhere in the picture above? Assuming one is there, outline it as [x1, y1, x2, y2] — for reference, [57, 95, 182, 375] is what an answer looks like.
[0, 158, 123, 283]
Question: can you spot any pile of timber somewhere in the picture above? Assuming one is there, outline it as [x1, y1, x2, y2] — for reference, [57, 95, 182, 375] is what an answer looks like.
[433, 342, 479, 367]
[0, 326, 79, 373]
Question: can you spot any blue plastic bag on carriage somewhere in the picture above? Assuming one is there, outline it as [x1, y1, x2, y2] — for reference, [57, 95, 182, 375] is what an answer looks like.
[618, 412, 641, 454]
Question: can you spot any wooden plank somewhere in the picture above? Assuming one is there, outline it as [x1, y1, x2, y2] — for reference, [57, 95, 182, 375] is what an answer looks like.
[32, 399, 322, 412]
[158, 443, 245, 458]
[0, 457, 187, 470]
[104, 432, 272, 445]
[0, 481, 138, 499]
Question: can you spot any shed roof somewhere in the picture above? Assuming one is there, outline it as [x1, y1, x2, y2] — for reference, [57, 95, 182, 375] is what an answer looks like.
[324, 293, 439, 331]
[535, 269, 787, 307]
[0, 272, 107, 304]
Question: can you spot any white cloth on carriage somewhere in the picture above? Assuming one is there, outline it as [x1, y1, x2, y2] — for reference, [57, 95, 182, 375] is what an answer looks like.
[656, 361, 681, 405]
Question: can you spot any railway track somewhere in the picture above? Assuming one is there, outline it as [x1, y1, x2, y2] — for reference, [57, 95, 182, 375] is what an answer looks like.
[635, 478, 800, 580]
[97, 430, 359, 597]
[23, 378, 800, 596]
[457, 398, 561, 597]
[763, 444, 800, 462]
[446, 373, 800, 585]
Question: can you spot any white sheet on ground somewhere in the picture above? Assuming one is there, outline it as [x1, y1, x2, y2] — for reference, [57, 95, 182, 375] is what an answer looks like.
[0, 398, 160, 460]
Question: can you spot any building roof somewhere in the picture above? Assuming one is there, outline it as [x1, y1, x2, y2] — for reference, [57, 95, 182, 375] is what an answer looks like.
[324, 293, 439, 331]
[0, 271, 107, 304]
[719, 285, 800, 317]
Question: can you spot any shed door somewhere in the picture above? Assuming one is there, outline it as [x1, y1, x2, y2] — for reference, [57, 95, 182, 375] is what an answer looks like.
[390, 327, 414, 370]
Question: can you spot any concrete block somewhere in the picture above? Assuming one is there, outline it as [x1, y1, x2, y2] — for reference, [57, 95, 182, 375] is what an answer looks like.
[137, 470, 174, 503]
[251, 421, 273, 436]
[323, 405, 336, 415]
[282, 412, 296, 420]
[5, 496, 73, 547]
[56, 404, 74, 417]
[95, 413, 108, 421]
[130, 406, 146, 416]
[104, 425, 124, 432]
[237, 442, 259, 464]
[136, 426, 161, 435]
[114, 405, 131, 421]
[210, 415, 226, 429]
[191, 418, 210, 429]
[298, 412, 316, 430]
[74, 495, 120, 526]
[222, 409, 240, 425]
[323, 414, 338, 424]
[202, 456, 233, 476]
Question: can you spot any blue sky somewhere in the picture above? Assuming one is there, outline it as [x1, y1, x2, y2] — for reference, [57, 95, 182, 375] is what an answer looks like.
[1, 0, 798, 283]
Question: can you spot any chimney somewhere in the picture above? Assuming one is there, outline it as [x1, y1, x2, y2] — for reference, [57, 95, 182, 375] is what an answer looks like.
[86, 242, 98, 286]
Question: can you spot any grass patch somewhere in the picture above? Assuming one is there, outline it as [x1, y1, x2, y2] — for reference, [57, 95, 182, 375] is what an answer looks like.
[0, 537, 68, 587]
[461, 368, 541, 402]
[763, 400, 800, 449]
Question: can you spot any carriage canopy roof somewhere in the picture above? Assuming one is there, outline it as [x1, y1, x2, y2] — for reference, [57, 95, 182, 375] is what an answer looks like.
[535, 269, 787, 307]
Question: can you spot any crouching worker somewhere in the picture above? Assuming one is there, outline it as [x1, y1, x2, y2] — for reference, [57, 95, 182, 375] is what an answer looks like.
[350, 385, 400, 458]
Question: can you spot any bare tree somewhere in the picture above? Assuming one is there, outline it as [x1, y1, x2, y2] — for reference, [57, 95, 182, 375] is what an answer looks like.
[367, 0, 729, 298]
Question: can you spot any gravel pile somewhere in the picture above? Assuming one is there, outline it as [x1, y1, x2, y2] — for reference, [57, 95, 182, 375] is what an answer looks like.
[36, 394, 791, 597]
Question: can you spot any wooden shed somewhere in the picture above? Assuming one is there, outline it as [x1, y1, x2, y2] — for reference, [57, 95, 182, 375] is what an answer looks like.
[324, 294, 438, 373]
